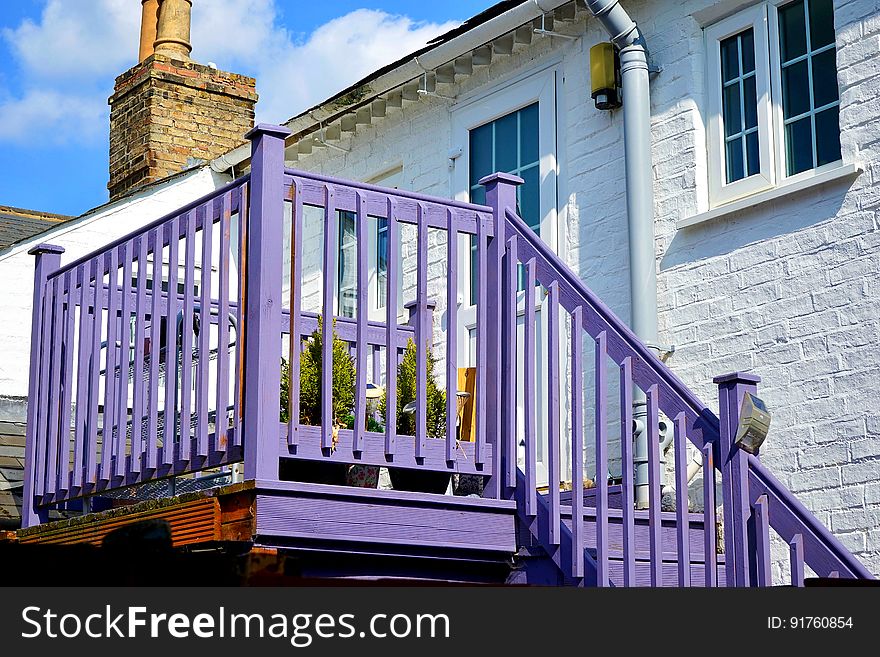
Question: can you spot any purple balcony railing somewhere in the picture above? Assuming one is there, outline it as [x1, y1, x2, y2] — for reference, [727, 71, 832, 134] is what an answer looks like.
[22, 176, 248, 525]
[21, 125, 872, 586]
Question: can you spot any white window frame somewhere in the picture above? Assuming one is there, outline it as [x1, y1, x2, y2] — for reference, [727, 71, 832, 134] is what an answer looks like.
[767, 0, 843, 185]
[706, 3, 776, 206]
[706, 0, 844, 208]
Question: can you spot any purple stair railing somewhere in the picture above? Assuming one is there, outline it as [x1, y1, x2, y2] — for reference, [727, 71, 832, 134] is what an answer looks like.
[485, 172, 872, 586]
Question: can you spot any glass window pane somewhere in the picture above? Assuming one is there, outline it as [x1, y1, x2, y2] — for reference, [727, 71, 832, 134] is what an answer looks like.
[782, 59, 810, 118]
[519, 165, 540, 233]
[785, 116, 813, 175]
[723, 84, 742, 137]
[741, 29, 755, 74]
[469, 235, 477, 306]
[779, 0, 808, 62]
[494, 112, 518, 173]
[809, 0, 836, 49]
[470, 184, 486, 207]
[815, 106, 841, 166]
[746, 130, 760, 176]
[720, 35, 740, 83]
[812, 48, 839, 108]
[377, 219, 387, 308]
[469, 123, 493, 186]
[726, 138, 745, 183]
[743, 75, 758, 129]
[519, 103, 539, 165]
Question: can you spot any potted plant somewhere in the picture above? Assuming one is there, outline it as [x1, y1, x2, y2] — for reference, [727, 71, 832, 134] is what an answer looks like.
[279, 317, 379, 487]
[379, 339, 449, 494]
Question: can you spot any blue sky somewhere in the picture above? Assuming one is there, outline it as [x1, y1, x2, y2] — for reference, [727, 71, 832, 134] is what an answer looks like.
[0, 0, 492, 216]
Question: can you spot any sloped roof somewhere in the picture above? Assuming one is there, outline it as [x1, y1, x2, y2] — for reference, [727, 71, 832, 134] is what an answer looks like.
[0, 205, 73, 250]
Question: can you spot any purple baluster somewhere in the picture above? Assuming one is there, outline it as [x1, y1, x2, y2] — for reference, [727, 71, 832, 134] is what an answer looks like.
[146, 230, 162, 471]
[445, 208, 457, 463]
[674, 412, 691, 586]
[570, 307, 584, 578]
[35, 282, 55, 500]
[702, 442, 717, 587]
[287, 181, 304, 446]
[619, 357, 636, 586]
[102, 248, 119, 483]
[753, 494, 772, 586]
[59, 271, 76, 497]
[196, 203, 213, 459]
[116, 244, 133, 479]
[22, 243, 64, 527]
[790, 533, 805, 587]
[523, 258, 537, 516]
[415, 203, 428, 459]
[86, 257, 102, 487]
[73, 264, 90, 493]
[163, 218, 179, 468]
[46, 275, 65, 497]
[131, 235, 148, 472]
[595, 330, 609, 586]
[547, 282, 561, 546]
[503, 236, 518, 490]
[232, 183, 246, 449]
[321, 184, 336, 451]
[646, 384, 661, 587]
[384, 197, 397, 457]
[353, 192, 368, 453]
[180, 215, 196, 464]
[216, 195, 231, 454]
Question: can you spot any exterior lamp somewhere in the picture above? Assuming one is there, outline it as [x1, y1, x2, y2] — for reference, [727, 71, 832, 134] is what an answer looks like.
[590, 42, 621, 110]
[735, 393, 771, 454]
[365, 382, 383, 417]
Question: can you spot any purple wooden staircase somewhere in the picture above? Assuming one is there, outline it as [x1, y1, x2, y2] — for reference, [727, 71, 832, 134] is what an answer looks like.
[20, 125, 873, 585]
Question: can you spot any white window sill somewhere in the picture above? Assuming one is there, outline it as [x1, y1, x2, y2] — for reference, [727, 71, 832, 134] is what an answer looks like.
[677, 162, 863, 229]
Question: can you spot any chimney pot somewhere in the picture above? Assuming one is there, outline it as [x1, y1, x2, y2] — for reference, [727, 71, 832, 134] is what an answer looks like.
[139, 0, 159, 62]
[154, 0, 193, 61]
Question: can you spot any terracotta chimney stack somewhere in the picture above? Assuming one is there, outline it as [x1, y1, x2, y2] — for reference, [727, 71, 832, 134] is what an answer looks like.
[138, 0, 160, 62]
[153, 0, 193, 61]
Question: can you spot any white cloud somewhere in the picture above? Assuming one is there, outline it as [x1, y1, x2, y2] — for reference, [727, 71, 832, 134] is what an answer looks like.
[0, 0, 458, 144]
[0, 89, 106, 145]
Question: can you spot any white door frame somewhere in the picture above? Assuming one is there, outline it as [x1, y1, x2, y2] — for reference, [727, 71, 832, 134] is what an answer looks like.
[451, 65, 561, 485]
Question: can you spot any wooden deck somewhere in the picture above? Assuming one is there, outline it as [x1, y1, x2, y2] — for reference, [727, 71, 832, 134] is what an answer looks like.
[11, 479, 520, 582]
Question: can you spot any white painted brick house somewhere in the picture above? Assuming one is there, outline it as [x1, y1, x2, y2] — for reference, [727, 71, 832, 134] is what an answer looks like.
[1, 0, 877, 578]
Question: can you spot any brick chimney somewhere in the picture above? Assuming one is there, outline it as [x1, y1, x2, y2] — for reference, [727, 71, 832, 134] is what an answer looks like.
[108, 0, 258, 200]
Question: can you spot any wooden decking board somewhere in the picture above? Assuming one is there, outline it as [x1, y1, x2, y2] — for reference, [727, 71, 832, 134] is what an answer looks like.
[18, 498, 221, 547]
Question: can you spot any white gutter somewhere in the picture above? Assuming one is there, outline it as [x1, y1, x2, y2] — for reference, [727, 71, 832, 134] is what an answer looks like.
[211, 0, 574, 173]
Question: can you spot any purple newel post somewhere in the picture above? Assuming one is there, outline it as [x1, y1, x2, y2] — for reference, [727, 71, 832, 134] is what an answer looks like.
[714, 371, 760, 587]
[479, 172, 522, 498]
[243, 124, 291, 481]
[22, 243, 65, 528]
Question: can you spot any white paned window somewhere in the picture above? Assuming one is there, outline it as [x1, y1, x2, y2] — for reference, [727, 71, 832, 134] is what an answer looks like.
[706, 0, 841, 206]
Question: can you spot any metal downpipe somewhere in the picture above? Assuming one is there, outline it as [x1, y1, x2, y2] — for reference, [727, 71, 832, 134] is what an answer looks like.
[585, 0, 658, 508]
